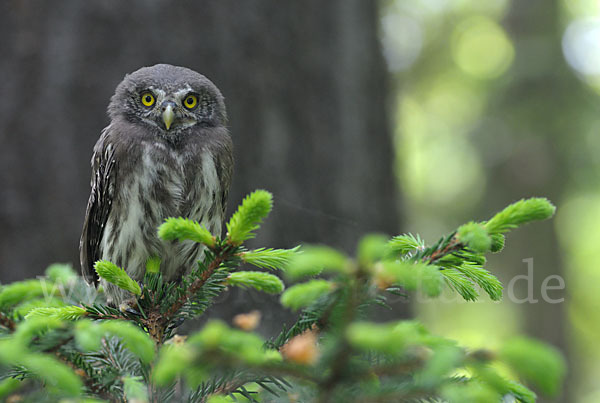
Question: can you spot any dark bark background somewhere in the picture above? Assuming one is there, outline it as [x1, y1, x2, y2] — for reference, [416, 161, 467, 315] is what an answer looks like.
[0, 1, 401, 331]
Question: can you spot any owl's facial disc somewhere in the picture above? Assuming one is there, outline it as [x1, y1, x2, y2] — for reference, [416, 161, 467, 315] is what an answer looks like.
[133, 86, 213, 133]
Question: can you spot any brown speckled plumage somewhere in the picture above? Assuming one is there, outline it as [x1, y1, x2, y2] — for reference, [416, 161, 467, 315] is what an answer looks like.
[80, 64, 233, 305]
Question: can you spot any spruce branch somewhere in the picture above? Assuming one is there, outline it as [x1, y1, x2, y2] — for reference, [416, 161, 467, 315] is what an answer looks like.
[196, 373, 293, 402]
[83, 303, 126, 321]
[0, 192, 561, 401]
[316, 274, 361, 403]
[137, 190, 278, 343]
[420, 233, 463, 265]
[55, 349, 111, 400]
[140, 244, 235, 343]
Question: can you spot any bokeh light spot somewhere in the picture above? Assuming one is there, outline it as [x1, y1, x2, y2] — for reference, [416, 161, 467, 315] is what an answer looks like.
[562, 18, 600, 76]
[561, 0, 600, 19]
[398, 98, 484, 211]
[422, 73, 485, 132]
[381, 13, 423, 72]
[454, 0, 510, 18]
[452, 17, 514, 79]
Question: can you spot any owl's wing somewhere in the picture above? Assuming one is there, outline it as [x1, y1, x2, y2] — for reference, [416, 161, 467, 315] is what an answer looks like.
[80, 129, 117, 286]
[215, 135, 234, 217]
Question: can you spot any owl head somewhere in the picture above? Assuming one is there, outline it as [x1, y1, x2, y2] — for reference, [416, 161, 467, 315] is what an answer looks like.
[108, 64, 226, 135]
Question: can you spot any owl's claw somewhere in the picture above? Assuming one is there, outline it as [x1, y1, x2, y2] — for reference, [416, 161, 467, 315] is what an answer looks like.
[168, 317, 185, 330]
[125, 307, 142, 316]
[118, 298, 142, 316]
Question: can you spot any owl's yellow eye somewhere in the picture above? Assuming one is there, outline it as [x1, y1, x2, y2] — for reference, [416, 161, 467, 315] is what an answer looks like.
[183, 94, 198, 109]
[141, 92, 155, 107]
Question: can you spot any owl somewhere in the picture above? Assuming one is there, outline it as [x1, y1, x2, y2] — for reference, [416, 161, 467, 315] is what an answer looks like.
[80, 64, 233, 306]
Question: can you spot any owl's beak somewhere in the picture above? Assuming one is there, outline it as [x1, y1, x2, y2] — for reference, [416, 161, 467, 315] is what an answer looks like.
[162, 103, 175, 131]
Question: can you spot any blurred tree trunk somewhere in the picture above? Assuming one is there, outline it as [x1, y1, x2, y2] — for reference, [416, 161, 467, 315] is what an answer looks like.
[477, 1, 572, 401]
[0, 1, 402, 330]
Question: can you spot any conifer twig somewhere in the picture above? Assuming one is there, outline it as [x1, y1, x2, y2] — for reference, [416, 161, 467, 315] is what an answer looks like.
[143, 246, 233, 343]
[164, 252, 229, 319]
[424, 234, 462, 264]
[55, 349, 111, 400]
[318, 268, 363, 403]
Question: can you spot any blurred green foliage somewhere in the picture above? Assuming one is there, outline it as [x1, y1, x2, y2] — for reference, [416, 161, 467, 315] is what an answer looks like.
[383, 0, 600, 400]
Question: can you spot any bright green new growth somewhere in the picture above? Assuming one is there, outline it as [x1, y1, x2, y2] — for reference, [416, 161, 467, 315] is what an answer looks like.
[441, 269, 479, 301]
[21, 355, 83, 396]
[45, 263, 78, 284]
[13, 298, 67, 318]
[285, 246, 348, 279]
[425, 199, 555, 302]
[490, 233, 506, 252]
[158, 217, 215, 248]
[385, 233, 425, 256]
[187, 321, 281, 365]
[99, 321, 156, 363]
[441, 381, 503, 403]
[94, 260, 141, 296]
[0, 280, 54, 309]
[152, 344, 194, 386]
[145, 256, 161, 274]
[123, 376, 148, 402]
[154, 321, 282, 387]
[206, 396, 232, 403]
[0, 335, 83, 396]
[457, 221, 492, 253]
[25, 305, 87, 321]
[74, 320, 155, 364]
[241, 246, 300, 270]
[484, 197, 555, 235]
[357, 234, 389, 264]
[456, 198, 554, 254]
[378, 261, 443, 297]
[346, 321, 431, 355]
[14, 316, 64, 343]
[0, 378, 20, 400]
[504, 379, 538, 403]
[226, 271, 285, 294]
[418, 345, 464, 387]
[500, 337, 566, 396]
[454, 263, 503, 301]
[73, 320, 104, 352]
[280, 279, 333, 310]
[226, 190, 273, 244]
